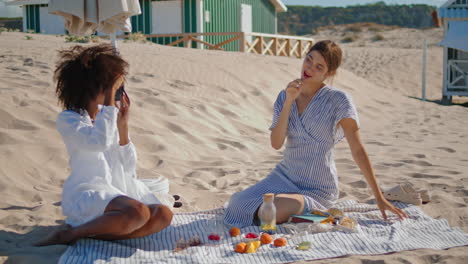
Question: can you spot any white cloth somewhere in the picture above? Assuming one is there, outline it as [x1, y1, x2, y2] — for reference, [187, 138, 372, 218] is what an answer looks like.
[97, 0, 141, 35]
[48, 0, 99, 36]
[48, 0, 140, 36]
[56, 105, 160, 227]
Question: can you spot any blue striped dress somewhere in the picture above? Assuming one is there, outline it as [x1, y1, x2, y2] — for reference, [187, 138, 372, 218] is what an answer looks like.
[224, 86, 360, 227]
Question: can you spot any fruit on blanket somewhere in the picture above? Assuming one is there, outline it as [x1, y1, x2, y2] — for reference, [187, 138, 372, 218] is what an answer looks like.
[245, 242, 258, 253]
[296, 241, 311, 251]
[208, 233, 220, 241]
[251, 240, 261, 249]
[245, 232, 258, 239]
[235, 242, 247, 253]
[274, 237, 287, 247]
[229, 227, 241, 237]
[260, 233, 273, 244]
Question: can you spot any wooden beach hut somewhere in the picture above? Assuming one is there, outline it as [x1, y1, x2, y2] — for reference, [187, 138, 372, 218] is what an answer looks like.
[6, 0, 66, 34]
[9, 0, 313, 58]
[128, 0, 288, 51]
[9, 0, 286, 48]
[438, 0, 468, 104]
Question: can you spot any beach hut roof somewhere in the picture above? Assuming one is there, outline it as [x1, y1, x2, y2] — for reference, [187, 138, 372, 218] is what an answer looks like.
[440, 0, 468, 8]
[438, 0, 468, 18]
[439, 20, 468, 51]
[270, 0, 287, 12]
[7, 0, 287, 12]
[6, 0, 48, 5]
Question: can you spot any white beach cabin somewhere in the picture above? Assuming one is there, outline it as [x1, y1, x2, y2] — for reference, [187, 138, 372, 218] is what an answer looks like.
[438, 0, 468, 104]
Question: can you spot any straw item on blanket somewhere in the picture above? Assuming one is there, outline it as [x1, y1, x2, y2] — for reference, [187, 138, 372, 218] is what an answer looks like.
[58, 200, 468, 264]
[382, 182, 431, 205]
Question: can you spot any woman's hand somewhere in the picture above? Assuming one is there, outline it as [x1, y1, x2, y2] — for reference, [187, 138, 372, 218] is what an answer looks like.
[104, 76, 125, 106]
[376, 196, 408, 220]
[117, 91, 130, 145]
[285, 79, 303, 101]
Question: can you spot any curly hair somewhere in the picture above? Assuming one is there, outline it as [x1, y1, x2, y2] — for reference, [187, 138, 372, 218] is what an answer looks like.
[54, 44, 129, 112]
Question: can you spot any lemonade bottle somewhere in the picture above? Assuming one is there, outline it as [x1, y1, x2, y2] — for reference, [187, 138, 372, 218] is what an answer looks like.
[259, 193, 276, 234]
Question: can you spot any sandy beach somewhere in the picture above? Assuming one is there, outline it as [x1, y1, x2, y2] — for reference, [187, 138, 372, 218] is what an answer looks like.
[0, 27, 467, 263]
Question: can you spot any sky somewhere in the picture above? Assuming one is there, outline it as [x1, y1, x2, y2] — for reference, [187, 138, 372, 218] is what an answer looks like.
[0, 0, 449, 17]
[281, 0, 448, 7]
[0, 1, 22, 18]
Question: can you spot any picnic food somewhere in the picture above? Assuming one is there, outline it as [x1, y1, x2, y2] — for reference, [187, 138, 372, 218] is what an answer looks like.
[340, 217, 357, 229]
[229, 227, 241, 237]
[245, 242, 258, 253]
[327, 208, 343, 217]
[188, 236, 202, 246]
[311, 210, 331, 217]
[245, 232, 259, 242]
[320, 216, 335, 224]
[260, 233, 273, 244]
[235, 242, 247, 253]
[296, 241, 311, 251]
[274, 237, 287, 247]
[208, 234, 220, 241]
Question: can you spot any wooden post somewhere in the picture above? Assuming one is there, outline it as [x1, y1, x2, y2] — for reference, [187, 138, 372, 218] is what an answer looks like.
[185, 38, 192, 48]
[255, 36, 264, 55]
[441, 20, 451, 105]
[297, 40, 303, 58]
[286, 39, 291, 57]
[272, 37, 278, 56]
[239, 32, 245, 52]
[422, 39, 427, 101]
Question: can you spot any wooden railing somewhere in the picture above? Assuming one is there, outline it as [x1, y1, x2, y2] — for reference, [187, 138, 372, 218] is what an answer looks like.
[127, 32, 314, 58]
[446, 59, 468, 95]
[244, 32, 314, 58]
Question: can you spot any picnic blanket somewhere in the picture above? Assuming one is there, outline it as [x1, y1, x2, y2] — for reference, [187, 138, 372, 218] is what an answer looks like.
[58, 200, 468, 264]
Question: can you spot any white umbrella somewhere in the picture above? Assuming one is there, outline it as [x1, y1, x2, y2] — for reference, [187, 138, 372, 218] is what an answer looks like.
[48, 0, 141, 47]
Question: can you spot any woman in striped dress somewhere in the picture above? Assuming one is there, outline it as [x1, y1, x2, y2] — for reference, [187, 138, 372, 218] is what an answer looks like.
[224, 40, 407, 228]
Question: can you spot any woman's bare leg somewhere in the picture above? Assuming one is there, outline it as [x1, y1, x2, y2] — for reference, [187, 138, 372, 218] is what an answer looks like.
[94, 204, 173, 240]
[36, 196, 172, 246]
[257, 193, 305, 224]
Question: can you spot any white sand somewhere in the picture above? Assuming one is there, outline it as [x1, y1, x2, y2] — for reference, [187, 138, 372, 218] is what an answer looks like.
[0, 29, 467, 263]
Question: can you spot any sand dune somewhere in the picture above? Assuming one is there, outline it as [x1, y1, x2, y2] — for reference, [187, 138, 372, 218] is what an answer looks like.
[0, 30, 466, 263]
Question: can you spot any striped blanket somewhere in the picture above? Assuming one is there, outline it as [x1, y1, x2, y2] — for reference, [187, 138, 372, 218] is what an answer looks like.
[59, 200, 468, 264]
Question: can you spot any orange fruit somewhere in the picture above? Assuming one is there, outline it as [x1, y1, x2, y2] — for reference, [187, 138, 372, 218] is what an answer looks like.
[235, 242, 247, 253]
[229, 227, 241, 237]
[274, 237, 287, 247]
[260, 233, 273, 244]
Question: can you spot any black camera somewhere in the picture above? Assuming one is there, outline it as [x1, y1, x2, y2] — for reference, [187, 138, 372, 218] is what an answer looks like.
[115, 85, 125, 101]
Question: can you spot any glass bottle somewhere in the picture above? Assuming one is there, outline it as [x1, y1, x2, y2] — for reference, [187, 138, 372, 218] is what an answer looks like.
[259, 193, 276, 234]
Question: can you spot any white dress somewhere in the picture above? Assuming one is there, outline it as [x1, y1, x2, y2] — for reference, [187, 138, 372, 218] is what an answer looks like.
[56, 105, 160, 227]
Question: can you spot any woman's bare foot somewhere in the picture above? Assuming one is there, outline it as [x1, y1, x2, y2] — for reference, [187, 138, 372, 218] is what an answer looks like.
[35, 225, 77, 246]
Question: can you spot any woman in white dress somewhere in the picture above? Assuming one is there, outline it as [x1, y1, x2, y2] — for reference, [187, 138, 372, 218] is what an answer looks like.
[38, 44, 173, 246]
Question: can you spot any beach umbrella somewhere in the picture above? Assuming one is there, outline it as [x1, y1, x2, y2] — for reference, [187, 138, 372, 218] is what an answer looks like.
[48, 0, 141, 48]
[49, 0, 141, 100]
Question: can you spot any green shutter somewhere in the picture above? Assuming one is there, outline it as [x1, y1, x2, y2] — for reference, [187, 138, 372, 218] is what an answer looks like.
[132, 0, 151, 34]
[25, 5, 41, 33]
[203, 0, 276, 51]
[183, 0, 197, 47]
[35, 5, 40, 33]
